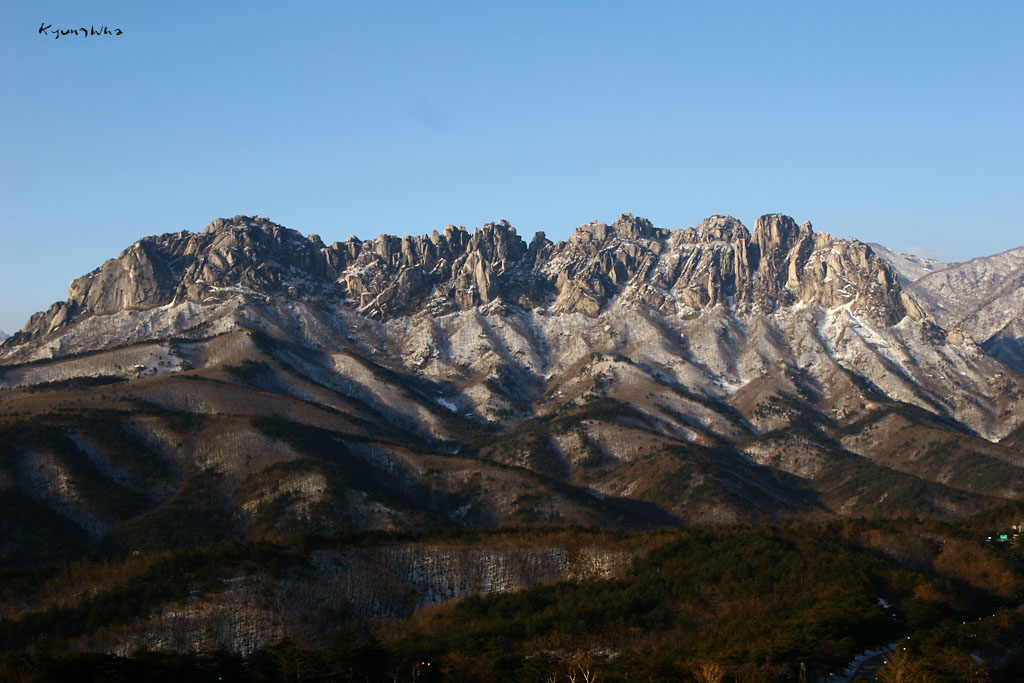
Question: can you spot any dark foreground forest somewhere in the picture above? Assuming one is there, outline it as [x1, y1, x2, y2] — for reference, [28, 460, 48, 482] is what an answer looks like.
[3, 503, 1024, 682]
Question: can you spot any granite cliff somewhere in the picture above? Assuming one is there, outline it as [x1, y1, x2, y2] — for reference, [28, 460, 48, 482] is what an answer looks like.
[13, 212, 914, 342]
[2, 212, 1024, 568]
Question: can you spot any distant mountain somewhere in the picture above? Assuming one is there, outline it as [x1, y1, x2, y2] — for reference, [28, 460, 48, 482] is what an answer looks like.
[873, 245, 1024, 373]
[2, 212, 1024, 570]
[866, 243, 949, 286]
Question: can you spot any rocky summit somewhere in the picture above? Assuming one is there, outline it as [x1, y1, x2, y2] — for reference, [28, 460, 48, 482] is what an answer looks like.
[15, 212, 912, 341]
[2, 212, 1024, 551]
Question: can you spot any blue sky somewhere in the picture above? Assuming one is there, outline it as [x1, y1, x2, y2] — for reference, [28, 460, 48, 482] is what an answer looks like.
[2, 1, 1022, 334]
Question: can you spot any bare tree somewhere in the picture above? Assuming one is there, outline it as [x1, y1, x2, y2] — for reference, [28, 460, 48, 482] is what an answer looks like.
[576, 662, 598, 683]
[692, 660, 726, 683]
[877, 649, 929, 683]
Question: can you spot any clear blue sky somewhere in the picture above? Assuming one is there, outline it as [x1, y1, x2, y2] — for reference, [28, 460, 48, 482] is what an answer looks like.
[2, 1, 1022, 334]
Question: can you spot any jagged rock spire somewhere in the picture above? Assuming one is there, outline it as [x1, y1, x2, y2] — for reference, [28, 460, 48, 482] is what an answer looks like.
[11, 212, 914, 340]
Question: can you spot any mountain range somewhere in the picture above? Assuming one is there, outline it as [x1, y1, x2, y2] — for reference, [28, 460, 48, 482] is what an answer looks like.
[2, 212, 1024, 568]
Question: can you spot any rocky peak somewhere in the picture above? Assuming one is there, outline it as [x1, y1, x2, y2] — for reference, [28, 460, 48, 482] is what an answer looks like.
[744, 214, 908, 325]
[611, 212, 658, 240]
[753, 213, 809, 255]
[11, 212, 920, 342]
[689, 215, 750, 243]
[466, 220, 528, 266]
[569, 213, 660, 245]
[570, 220, 612, 244]
[202, 214, 276, 235]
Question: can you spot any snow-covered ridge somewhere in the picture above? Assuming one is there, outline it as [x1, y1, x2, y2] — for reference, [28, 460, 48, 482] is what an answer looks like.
[3, 212, 1024, 444]
[7, 211, 912, 345]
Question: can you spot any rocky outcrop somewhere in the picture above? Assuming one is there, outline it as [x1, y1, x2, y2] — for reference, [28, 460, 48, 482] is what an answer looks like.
[752, 215, 907, 326]
[7, 212, 917, 345]
[543, 212, 909, 325]
[18, 216, 339, 340]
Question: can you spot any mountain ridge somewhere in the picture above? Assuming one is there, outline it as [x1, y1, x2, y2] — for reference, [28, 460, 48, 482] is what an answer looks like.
[2, 212, 1024, 569]
[6, 212, 919, 350]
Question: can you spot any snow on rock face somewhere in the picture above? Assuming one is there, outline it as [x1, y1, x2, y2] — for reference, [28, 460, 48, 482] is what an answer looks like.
[3, 213, 1023, 447]
[0, 340, 187, 388]
[9, 212, 908, 344]
[902, 246, 1024, 330]
[0, 299, 242, 366]
[885, 245, 1024, 373]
